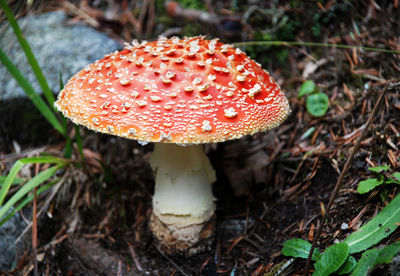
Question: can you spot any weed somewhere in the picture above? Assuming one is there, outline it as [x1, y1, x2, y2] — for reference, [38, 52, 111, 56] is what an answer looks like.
[298, 80, 330, 117]
[357, 166, 400, 194]
[282, 193, 400, 275]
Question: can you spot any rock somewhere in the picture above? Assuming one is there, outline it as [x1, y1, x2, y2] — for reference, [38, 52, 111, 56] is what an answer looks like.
[390, 253, 400, 276]
[0, 207, 31, 271]
[218, 218, 255, 240]
[0, 11, 121, 100]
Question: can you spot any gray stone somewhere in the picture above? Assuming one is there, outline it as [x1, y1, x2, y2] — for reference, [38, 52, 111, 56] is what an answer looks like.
[0, 11, 121, 100]
[0, 207, 31, 271]
[391, 253, 400, 276]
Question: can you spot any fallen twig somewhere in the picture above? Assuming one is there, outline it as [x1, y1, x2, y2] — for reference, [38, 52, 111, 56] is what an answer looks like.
[62, 1, 100, 28]
[32, 163, 39, 276]
[127, 241, 145, 272]
[14, 171, 70, 245]
[32, 187, 38, 276]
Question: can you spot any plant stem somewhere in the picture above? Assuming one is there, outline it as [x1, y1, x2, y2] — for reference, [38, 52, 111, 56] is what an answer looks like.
[233, 41, 400, 55]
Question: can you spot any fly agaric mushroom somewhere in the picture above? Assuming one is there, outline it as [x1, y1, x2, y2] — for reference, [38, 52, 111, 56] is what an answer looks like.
[55, 36, 290, 255]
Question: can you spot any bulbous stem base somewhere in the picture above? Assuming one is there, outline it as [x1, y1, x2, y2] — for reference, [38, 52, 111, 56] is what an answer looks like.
[149, 143, 216, 254]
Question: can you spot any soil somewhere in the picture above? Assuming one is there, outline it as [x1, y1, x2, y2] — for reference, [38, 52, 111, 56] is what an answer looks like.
[1, 1, 400, 275]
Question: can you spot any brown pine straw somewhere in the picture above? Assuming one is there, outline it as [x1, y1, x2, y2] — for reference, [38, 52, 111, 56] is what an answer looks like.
[303, 82, 389, 275]
[33, 163, 39, 276]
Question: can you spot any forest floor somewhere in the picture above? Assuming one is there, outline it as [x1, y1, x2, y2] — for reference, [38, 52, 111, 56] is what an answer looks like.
[1, 1, 400, 275]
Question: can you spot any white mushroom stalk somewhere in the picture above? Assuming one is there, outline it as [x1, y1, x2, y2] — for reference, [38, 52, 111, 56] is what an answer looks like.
[149, 143, 216, 254]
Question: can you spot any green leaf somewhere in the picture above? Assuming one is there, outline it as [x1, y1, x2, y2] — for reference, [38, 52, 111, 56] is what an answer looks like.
[337, 255, 357, 275]
[313, 242, 349, 276]
[386, 178, 400, 185]
[306, 92, 329, 117]
[0, 165, 63, 222]
[0, 48, 65, 135]
[344, 193, 400, 254]
[357, 178, 384, 194]
[349, 241, 400, 276]
[375, 241, 400, 265]
[282, 238, 321, 261]
[391, 172, 400, 183]
[369, 166, 390, 173]
[350, 248, 379, 276]
[299, 80, 317, 97]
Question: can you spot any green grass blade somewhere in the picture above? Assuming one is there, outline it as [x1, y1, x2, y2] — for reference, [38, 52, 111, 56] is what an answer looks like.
[0, 156, 67, 206]
[0, 165, 63, 222]
[344, 193, 400, 253]
[18, 156, 67, 164]
[74, 125, 85, 160]
[0, 175, 24, 186]
[0, 0, 55, 106]
[0, 180, 57, 226]
[64, 137, 73, 159]
[59, 73, 72, 158]
[0, 161, 24, 206]
[0, 48, 65, 135]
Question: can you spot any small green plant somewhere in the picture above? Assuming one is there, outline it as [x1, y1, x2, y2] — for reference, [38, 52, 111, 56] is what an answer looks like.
[357, 165, 400, 194]
[282, 193, 400, 275]
[313, 242, 349, 276]
[298, 80, 330, 117]
[0, 156, 69, 226]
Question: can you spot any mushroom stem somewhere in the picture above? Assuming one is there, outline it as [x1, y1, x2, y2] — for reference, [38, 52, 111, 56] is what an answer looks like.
[149, 143, 216, 254]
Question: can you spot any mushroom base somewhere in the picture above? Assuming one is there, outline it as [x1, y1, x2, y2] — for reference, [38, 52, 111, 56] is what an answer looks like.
[150, 212, 216, 256]
[149, 143, 217, 255]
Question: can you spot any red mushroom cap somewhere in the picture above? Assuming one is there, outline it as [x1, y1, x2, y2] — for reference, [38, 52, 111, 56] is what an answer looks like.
[55, 36, 290, 144]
